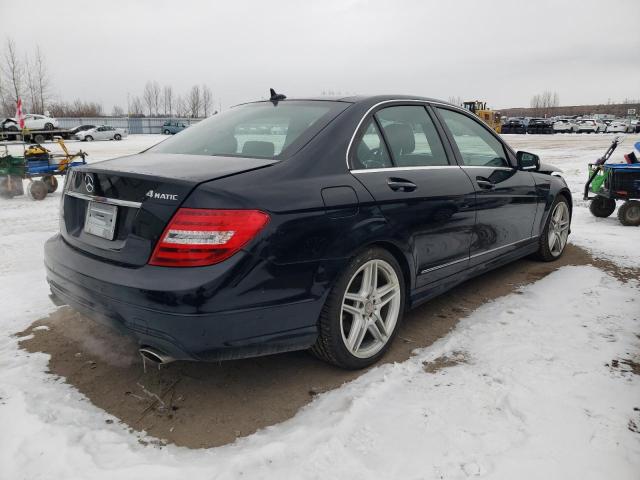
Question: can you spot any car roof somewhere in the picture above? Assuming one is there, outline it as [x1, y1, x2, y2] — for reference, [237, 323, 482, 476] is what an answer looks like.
[235, 94, 456, 109]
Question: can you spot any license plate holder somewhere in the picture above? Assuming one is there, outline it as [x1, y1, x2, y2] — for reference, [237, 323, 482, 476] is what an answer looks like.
[84, 201, 118, 240]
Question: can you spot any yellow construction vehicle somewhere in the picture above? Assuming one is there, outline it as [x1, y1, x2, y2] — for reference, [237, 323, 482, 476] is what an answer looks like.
[463, 101, 502, 133]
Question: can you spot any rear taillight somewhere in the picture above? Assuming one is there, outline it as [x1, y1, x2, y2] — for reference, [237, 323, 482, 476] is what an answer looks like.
[149, 208, 270, 267]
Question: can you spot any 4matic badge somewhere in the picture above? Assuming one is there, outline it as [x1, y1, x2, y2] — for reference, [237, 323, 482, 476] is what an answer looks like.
[146, 190, 178, 201]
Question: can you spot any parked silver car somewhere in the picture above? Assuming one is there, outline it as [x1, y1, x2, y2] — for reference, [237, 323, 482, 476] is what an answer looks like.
[75, 125, 128, 141]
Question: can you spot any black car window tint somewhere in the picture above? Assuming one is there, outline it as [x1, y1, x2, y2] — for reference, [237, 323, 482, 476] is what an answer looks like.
[354, 120, 392, 169]
[375, 106, 448, 167]
[437, 108, 509, 168]
[150, 101, 347, 160]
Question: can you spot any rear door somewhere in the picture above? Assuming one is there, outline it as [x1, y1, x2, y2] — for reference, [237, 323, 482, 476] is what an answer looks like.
[434, 106, 538, 263]
[350, 103, 476, 286]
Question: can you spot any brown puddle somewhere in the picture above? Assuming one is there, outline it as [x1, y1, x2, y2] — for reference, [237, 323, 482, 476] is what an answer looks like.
[18, 244, 636, 449]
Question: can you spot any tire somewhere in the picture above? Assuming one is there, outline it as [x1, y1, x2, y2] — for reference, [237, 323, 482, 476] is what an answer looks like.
[84, 135, 93, 142]
[589, 195, 616, 217]
[114, 134, 122, 140]
[617, 201, 640, 226]
[44, 123, 54, 130]
[535, 196, 571, 261]
[164, 129, 171, 135]
[311, 247, 405, 369]
[27, 180, 48, 200]
[34, 133, 46, 143]
[43, 175, 58, 193]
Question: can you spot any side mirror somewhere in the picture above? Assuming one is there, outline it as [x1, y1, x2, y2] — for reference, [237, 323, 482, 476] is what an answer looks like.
[517, 151, 540, 171]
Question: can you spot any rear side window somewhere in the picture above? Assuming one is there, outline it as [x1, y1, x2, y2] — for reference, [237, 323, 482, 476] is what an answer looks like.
[353, 120, 392, 169]
[375, 106, 449, 167]
[150, 101, 348, 159]
[437, 108, 510, 168]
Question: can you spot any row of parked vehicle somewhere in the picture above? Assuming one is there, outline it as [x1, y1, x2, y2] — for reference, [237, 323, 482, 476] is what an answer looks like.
[1, 114, 190, 136]
[0, 113, 129, 142]
[501, 117, 640, 135]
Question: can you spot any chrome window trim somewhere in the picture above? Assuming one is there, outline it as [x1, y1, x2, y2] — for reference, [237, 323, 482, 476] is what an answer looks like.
[351, 165, 461, 174]
[65, 190, 142, 209]
[345, 99, 513, 171]
[346, 99, 473, 170]
[460, 165, 515, 171]
[418, 236, 539, 276]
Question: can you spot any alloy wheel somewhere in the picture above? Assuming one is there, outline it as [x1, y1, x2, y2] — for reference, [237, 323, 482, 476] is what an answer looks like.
[340, 259, 401, 359]
[548, 202, 570, 256]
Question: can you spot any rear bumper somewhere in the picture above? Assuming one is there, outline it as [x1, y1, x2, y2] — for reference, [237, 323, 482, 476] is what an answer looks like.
[44, 234, 325, 361]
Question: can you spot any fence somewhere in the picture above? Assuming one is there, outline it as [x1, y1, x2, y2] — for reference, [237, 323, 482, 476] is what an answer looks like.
[56, 117, 203, 134]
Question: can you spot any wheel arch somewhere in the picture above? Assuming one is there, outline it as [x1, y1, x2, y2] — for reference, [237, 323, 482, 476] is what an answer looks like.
[363, 240, 414, 295]
[556, 187, 573, 214]
[536, 183, 573, 236]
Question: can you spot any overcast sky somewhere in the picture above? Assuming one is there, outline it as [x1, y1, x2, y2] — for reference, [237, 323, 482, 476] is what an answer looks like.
[1, 0, 639, 112]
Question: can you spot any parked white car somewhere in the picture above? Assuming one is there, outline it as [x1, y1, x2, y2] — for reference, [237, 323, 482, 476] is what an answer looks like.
[75, 125, 128, 141]
[606, 120, 632, 133]
[552, 119, 575, 133]
[24, 114, 59, 130]
[2, 113, 59, 130]
[575, 119, 605, 133]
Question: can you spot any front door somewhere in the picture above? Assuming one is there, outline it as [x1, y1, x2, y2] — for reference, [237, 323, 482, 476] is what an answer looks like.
[350, 104, 476, 286]
[434, 107, 538, 263]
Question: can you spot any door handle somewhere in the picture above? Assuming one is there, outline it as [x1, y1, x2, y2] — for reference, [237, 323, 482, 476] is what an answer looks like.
[475, 176, 495, 190]
[387, 178, 417, 192]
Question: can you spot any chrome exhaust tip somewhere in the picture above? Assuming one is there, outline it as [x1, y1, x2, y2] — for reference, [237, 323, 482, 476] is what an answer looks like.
[139, 347, 175, 367]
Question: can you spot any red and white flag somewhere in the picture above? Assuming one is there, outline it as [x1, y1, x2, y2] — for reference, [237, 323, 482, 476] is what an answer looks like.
[15, 97, 25, 130]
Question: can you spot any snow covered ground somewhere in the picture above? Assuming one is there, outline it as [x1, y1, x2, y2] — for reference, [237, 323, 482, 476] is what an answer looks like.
[0, 134, 638, 479]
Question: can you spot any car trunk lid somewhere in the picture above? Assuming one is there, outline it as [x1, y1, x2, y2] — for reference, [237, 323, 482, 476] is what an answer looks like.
[61, 153, 275, 266]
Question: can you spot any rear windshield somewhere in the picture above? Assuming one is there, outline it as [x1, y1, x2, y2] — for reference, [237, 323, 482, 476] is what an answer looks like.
[150, 101, 348, 159]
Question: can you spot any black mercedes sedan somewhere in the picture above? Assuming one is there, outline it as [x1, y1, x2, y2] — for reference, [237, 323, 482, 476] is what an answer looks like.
[44, 94, 572, 369]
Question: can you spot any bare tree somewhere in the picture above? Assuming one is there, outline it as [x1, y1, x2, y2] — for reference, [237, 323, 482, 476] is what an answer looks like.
[130, 95, 144, 116]
[143, 81, 155, 116]
[151, 81, 161, 116]
[112, 105, 124, 116]
[33, 46, 50, 114]
[202, 85, 213, 117]
[24, 53, 38, 113]
[48, 99, 103, 117]
[0, 73, 7, 115]
[175, 94, 186, 117]
[188, 85, 201, 118]
[530, 90, 559, 117]
[2, 38, 23, 105]
[163, 85, 173, 116]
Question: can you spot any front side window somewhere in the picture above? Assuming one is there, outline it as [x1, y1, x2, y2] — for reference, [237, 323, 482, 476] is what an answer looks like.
[353, 120, 392, 169]
[375, 106, 449, 167]
[437, 108, 510, 168]
[150, 101, 348, 159]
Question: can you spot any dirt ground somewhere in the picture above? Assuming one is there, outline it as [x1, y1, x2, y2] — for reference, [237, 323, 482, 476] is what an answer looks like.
[18, 244, 636, 449]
